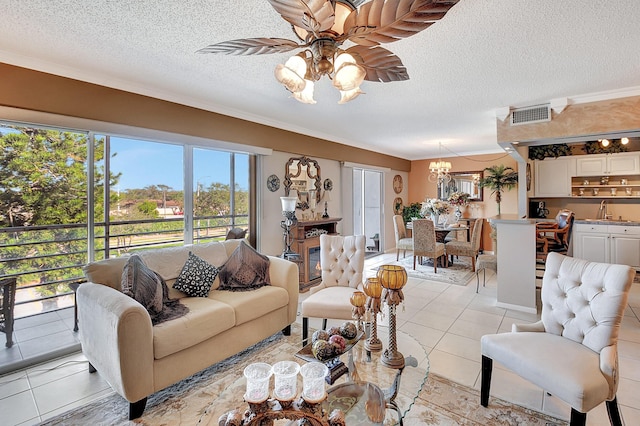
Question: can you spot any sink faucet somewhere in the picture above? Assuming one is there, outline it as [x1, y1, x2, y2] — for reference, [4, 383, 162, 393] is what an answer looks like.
[597, 200, 612, 220]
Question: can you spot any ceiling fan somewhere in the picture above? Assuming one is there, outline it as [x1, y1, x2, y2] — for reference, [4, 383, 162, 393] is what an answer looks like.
[198, 0, 460, 104]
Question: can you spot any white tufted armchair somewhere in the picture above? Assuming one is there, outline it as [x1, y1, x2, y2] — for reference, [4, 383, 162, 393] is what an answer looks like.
[480, 252, 635, 426]
[300, 234, 365, 346]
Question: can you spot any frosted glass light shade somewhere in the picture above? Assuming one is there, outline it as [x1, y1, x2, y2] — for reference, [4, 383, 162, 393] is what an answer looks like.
[275, 55, 308, 93]
[333, 53, 365, 91]
[280, 196, 297, 212]
[293, 79, 316, 104]
[338, 87, 364, 104]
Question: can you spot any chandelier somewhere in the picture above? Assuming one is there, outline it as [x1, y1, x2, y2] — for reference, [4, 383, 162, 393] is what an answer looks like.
[428, 143, 452, 184]
[198, 0, 460, 104]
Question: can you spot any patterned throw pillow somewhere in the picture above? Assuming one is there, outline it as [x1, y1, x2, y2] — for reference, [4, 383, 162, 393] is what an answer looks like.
[219, 241, 271, 291]
[121, 255, 164, 315]
[173, 252, 219, 297]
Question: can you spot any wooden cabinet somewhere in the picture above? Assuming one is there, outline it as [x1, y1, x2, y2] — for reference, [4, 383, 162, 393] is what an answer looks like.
[575, 152, 640, 176]
[534, 157, 575, 197]
[573, 223, 640, 268]
[291, 218, 341, 291]
[573, 224, 609, 263]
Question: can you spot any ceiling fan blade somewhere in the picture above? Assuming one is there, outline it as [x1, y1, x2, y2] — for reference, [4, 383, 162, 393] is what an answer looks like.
[343, 0, 459, 47]
[347, 45, 409, 82]
[267, 0, 336, 35]
[197, 38, 301, 55]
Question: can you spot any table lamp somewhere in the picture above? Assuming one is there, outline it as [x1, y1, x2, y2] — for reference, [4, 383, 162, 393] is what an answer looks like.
[376, 264, 407, 369]
[280, 196, 298, 259]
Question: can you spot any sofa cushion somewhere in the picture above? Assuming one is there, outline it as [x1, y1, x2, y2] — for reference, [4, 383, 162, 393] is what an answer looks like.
[153, 297, 236, 359]
[140, 241, 229, 282]
[208, 285, 288, 326]
[173, 252, 219, 297]
[218, 241, 271, 291]
[121, 255, 164, 315]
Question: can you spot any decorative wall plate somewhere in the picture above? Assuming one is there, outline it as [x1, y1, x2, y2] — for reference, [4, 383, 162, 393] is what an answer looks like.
[323, 178, 333, 191]
[267, 174, 280, 192]
[393, 197, 403, 215]
[393, 175, 403, 194]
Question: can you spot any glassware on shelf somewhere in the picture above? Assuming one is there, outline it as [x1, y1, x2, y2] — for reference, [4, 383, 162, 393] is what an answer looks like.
[611, 188, 617, 196]
[626, 187, 633, 196]
[592, 188, 599, 196]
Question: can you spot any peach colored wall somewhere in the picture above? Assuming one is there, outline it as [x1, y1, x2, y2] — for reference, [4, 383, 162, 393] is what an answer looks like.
[409, 153, 519, 252]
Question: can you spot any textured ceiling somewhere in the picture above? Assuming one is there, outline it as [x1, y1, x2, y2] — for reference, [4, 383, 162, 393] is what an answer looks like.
[1, 0, 640, 160]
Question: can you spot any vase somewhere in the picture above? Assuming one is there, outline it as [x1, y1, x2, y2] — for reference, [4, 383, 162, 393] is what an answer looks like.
[454, 206, 462, 222]
[430, 213, 439, 225]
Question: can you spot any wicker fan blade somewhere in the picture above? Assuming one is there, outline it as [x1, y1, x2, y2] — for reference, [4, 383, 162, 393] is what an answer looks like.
[344, 0, 459, 47]
[346, 45, 408, 82]
[197, 38, 301, 55]
[267, 0, 336, 35]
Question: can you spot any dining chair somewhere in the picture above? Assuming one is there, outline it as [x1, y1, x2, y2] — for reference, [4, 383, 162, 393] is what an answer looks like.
[481, 252, 635, 426]
[393, 215, 413, 261]
[412, 219, 445, 273]
[300, 234, 365, 346]
[536, 209, 574, 261]
[445, 218, 484, 271]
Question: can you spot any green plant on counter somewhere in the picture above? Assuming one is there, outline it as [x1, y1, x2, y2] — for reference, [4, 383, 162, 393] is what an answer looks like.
[528, 143, 571, 160]
[402, 202, 422, 225]
[583, 140, 629, 154]
[478, 165, 518, 215]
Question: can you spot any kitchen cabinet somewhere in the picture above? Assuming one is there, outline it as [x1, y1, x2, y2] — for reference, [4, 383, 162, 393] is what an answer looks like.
[573, 223, 640, 268]
[575, 152, 640, 176]
[534, 157, 575, 197]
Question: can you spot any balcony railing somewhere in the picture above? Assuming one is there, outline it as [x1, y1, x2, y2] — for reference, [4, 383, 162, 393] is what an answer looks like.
[0, 215, 247, 320]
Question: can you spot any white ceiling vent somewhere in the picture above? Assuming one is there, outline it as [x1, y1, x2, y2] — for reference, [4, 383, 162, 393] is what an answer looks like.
[510, 105, 551, 126]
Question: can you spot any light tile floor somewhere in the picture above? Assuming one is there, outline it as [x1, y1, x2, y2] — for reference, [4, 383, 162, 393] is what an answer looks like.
[1, 252, 639, 425]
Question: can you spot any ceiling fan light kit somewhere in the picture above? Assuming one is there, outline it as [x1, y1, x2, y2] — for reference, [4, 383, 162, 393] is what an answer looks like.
[199, 0, 459, 104]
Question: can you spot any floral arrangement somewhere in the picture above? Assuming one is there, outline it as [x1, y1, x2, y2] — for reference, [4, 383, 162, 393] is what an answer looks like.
[447, 192, 470, 206]
[420, 198, 451, 217]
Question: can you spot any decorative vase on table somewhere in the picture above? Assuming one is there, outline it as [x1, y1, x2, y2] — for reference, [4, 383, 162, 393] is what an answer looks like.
[454, 206, 462, 222]
[430, 213, 439, 226]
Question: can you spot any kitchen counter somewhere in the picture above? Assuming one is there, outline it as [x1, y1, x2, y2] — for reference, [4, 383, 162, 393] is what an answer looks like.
[574, 219, 640, 226]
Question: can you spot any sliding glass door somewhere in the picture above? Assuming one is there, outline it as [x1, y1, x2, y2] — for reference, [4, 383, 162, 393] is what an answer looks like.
[352, 168, 382, 254]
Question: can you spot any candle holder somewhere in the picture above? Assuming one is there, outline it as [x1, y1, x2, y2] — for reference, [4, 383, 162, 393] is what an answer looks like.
[377, 265, 407, 369]
[349, 290, 366, 333]
[219, 362, 345, 426]
[363, 277, 383, 352]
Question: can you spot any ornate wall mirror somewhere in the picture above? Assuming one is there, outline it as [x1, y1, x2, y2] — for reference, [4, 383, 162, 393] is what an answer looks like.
[284, 156, 322, 210]
[438, 171, 483, 201]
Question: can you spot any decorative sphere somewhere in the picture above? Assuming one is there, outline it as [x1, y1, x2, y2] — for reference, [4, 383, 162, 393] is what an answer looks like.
[312, 340, 334, 360]
[340, 322, 358, 340]
[327, 326, 342, 336]
[312, 330, 330, 344]
[329, 335, 346, 353]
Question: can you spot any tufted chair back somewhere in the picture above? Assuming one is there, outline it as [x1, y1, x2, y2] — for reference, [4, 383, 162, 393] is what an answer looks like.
[541, 252, 634, 354]
[393, 215, 407, 241]
[319, 234, 365, 289]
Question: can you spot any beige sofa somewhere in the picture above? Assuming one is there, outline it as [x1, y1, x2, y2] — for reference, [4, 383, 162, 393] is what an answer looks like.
[77, 239, 299, 419]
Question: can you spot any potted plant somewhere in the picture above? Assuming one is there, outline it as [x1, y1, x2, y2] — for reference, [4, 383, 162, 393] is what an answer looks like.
[478, 165, 518, 215]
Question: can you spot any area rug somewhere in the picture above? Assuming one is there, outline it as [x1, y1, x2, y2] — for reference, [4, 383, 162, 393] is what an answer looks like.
[40, 325, 565, 426]
[373, 256, 476, 286]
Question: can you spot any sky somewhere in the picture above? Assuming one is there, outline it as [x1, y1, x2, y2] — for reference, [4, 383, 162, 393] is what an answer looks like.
[109, 137, 249, 191]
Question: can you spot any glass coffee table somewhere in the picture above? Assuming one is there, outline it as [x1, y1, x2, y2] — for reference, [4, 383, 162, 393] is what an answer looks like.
[327, 326, 429, 425]
[200, 326, 429, 425]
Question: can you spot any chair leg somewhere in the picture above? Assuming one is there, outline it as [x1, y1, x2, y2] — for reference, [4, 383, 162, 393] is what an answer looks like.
[322, 319, 328, 330]
[480, 355, 492, 407]
[471, 256, 476, 272]
[413, 255, 416, 270]
[606, 396, 623, 426]
[397, 249, 400, 261]
[433, 257, 437, 273]
[282, 325, 291, 336]
[476, 269, 481, 293]
[570, 408, 586, 426]
[302, 317, 309, 347]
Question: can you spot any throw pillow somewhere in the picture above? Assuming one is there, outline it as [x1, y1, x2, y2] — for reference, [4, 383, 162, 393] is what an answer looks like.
[121, 254, 164, 315]
[173, 252, 219, 297]
[218, 241, 271, 291]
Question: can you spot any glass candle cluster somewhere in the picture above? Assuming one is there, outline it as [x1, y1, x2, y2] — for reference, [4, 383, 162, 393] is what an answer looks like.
[243, 361, 328, 404]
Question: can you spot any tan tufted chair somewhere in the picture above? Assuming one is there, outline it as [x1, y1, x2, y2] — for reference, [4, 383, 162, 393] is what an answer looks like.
[445, 218, 483, 271]
[412, 219, 445, 273]
[300, 234, 365, 346]
[393, 215, 413, 261]
[481, 252, 635, 426]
